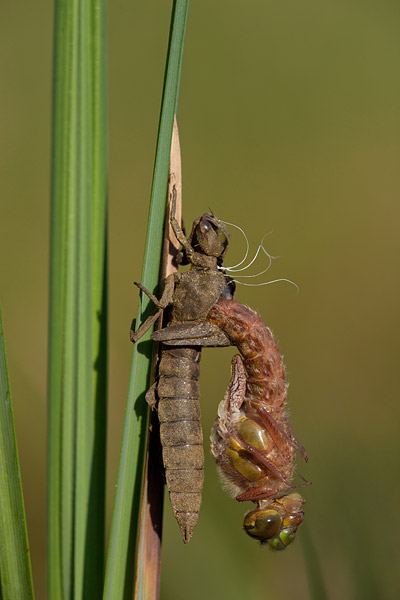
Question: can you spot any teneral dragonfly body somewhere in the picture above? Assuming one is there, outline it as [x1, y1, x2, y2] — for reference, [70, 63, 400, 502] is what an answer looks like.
[207, 297, 307, 549]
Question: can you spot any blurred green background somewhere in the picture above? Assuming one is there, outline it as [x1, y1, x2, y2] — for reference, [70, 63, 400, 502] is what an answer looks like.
[1, 1, 400, 598]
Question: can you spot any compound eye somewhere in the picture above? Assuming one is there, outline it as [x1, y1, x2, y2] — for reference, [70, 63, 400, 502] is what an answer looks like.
[217, 229, 228, 247]
[243, 509, 282, 542]
[200, 217, 226, 243]
[267, 529, 296, 551]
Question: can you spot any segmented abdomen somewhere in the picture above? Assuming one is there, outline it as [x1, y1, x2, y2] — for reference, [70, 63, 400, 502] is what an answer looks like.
[207, 297, 287, 407]
[207, 297, 306, 549]
[207, 296, 298, 498]
[157, 346, 204, 543]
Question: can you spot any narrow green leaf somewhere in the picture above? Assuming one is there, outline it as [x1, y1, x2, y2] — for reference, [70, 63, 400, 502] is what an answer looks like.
[103, 2, 189, 598]
[133, 121, 182, 600]
[302, 525, 328, 600]
[48, 1, 108, 598]
[0, 308, 34, 599]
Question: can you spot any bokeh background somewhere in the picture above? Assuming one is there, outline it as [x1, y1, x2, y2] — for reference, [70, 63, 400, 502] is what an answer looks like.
[1, 1, 400, 598]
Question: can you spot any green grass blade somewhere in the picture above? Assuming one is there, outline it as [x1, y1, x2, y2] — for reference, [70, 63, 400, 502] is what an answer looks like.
[84, 0, 108, 595]
[302, 524, 328, 600]
[0, 308, 35, 599]
[134, 122, 182, 600]
[48, 1, 108, 598]
[103, 2, 189, 598]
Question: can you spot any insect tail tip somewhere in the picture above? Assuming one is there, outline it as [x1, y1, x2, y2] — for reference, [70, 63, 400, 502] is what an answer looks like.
[177, 514, 198, 543]
[181, 524, 195, 544]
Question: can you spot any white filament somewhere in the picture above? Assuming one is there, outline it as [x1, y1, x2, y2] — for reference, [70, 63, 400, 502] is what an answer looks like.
[220, 219, 249, 269]
[227, 235, 275, 277]
[219, 219, 299, 293]
[232, 278, 299, 293]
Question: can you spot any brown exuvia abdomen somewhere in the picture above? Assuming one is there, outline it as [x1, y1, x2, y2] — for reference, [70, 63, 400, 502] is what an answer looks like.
[157, 346, 204, 543]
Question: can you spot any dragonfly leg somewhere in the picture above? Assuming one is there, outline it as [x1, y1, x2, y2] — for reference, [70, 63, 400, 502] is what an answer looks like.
[236, 485, 275, 503]
[134, 282, 163, 308]
[231, 435, 292, 487]
[130, 309, 162, 343]
[236, 473, 310, 502]
[130, 274, 176, 343]
[251, 402, 307, 461]
[134, 273, 176, 309]
[170, 187, 194, 259]
[151, 321, 230, 347]
[237, 483, 304, 503]
[284, 417, 308, 462]
[145, 382, 158, 410]
[294, 470, 311, 486]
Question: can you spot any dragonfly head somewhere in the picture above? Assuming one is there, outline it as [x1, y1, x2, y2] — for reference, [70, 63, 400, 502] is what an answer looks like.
[189, 213, 231, 260]
[242, 493, 305, 550]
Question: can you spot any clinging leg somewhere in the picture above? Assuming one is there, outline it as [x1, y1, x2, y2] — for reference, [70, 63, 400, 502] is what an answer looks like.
[169, 187, 194, 260]
[130, 273, 176, 343]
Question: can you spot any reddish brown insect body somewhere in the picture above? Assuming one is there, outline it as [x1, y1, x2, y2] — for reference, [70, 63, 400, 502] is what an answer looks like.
[207, 297, 307, 550]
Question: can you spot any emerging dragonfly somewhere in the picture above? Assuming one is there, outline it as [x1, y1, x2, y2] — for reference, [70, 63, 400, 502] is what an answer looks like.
[207, 297, 308, 550]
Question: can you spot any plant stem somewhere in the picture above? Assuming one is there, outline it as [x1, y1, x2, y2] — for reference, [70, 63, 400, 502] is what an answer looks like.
[103, 2, 189, 598]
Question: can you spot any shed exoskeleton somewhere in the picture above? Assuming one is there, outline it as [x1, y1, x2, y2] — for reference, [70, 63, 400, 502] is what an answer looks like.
[131, 191, 234, 542]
